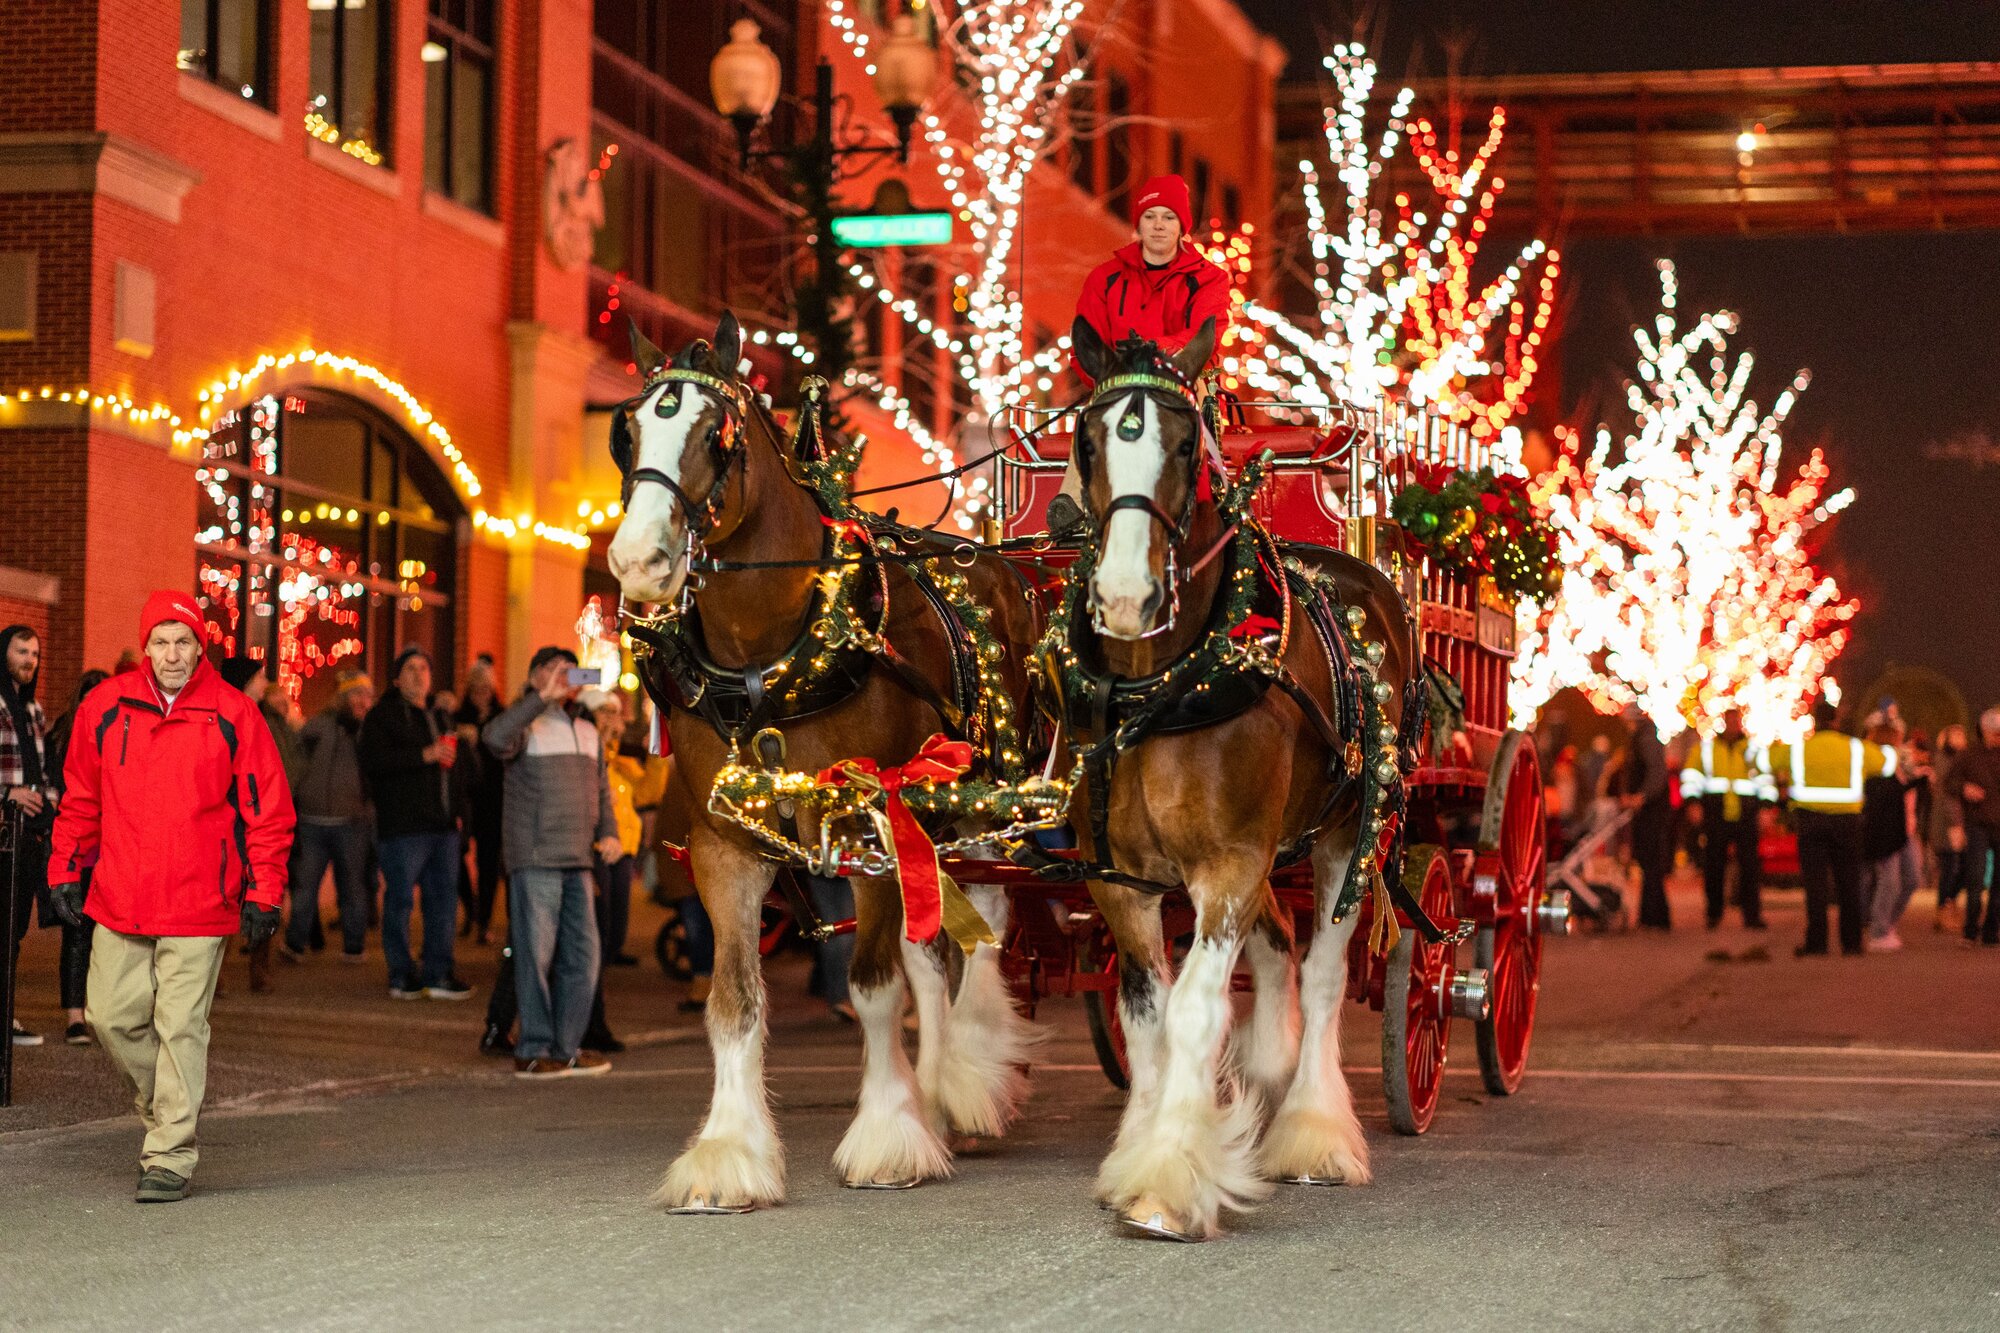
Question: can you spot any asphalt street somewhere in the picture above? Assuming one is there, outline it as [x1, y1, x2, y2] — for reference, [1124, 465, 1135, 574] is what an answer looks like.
[3, 880, 1998, 1332]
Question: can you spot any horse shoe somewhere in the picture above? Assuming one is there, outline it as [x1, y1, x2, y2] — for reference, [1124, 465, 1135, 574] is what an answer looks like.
[1119, 1209, 1202, 1243]
[1280, 1175, 1346, 1187]
[668, 1195, 756, 1216]
[842, 1177, 922, 1191]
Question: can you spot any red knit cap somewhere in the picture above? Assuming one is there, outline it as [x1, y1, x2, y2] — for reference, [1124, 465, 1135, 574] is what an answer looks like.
[139, 589, 207, 647]
[1132, 175, 1193, 233]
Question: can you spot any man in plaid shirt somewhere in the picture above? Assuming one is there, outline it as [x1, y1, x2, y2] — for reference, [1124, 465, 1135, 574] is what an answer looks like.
[2, 624, 55, 1047]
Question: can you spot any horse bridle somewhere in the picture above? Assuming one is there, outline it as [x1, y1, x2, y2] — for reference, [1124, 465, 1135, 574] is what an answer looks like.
[1079, 370, 1206, 637]
[618, 366, 745, 540]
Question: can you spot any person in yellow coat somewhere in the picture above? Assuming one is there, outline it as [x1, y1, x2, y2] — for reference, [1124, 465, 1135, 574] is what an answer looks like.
[1768, 700, 1897, 957]
[1679, 707, 1774, 929]
[583, 689, 665, 968]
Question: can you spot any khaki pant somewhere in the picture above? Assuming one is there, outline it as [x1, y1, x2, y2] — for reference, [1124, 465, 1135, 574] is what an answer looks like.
[85, 927, 227, 1176]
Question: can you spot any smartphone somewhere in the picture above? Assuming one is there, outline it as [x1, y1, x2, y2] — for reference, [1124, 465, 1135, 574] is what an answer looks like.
[565, 666, 605, 688]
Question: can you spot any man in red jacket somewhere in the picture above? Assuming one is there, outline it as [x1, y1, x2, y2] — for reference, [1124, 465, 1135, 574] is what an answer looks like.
[46, 589, 295, 1203]
[1049, 173, 1234, 533]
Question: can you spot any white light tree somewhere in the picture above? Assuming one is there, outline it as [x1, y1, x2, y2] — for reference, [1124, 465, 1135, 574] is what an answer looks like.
[752, 0, 1090, 530]
[1221, 44, 1561, 470]
[1511, 261, 1857, 741]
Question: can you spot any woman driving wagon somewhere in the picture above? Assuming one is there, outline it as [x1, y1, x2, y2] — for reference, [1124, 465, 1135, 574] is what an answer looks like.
[1046, 173, 1234, 535]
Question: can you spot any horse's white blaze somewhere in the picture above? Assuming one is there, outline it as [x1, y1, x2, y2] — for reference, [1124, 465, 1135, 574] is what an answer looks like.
[1093, 391, 1167, 638]
[607, 382, 700, 604]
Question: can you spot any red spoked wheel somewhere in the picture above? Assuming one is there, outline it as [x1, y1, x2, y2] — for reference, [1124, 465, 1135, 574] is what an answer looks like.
[1474, 731, 1548, 1096]
[1081, 928, 1130, 1090]
[1381, 845, 1457, 1135]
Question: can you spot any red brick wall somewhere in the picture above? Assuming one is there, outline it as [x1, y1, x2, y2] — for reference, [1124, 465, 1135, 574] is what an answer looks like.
[0, 430, 89, 701]
[0, 0, 97, 132]
[0, 597, 53, 647]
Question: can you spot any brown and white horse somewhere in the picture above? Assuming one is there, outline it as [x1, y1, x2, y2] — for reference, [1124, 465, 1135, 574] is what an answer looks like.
[607, 314, 1040, 1210]
[1066, 318, 1417, 1240]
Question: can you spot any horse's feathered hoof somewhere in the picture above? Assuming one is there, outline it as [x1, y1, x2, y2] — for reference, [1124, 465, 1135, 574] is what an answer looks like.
[1119, 1209, 1203, 1243]
[667, 1196, 757, 1216]
[842, 1176, 922, 1191]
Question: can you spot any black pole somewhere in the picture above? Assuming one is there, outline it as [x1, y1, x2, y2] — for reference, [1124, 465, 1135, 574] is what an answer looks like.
[795, 59, 852, 387]
[1, 807, 20, 1107]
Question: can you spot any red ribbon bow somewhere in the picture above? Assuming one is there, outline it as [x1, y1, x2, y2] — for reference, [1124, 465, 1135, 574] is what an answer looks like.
[817, 735, 973, 942]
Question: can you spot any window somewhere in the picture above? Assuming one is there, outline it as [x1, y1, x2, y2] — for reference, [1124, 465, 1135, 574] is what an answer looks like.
[178, 0, 271, 106]
[309, 0, 393, 166]
[1221, 183, 1241, 230]
[425, 0, 496, 210]
[1191, 157, 1212, 228]
[195, 392, 460, 712]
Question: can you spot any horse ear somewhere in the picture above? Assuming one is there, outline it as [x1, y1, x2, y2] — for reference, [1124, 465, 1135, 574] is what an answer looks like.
[1071, 315, 1109, 385]
[713, 310, 743, 376]
[627, 317, 665, 381]
[1172, 317, 1217, 385]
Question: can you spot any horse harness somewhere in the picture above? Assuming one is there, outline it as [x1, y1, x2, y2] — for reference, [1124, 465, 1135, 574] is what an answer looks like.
[1039, 369, 1452, 940]
[617, 370, 993, 769]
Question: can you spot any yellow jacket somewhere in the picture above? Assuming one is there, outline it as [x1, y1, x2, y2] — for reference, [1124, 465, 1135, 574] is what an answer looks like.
[1679, 733, 1775, 821]
[605, 743, 668, 857]
[1769, 730, 1896, 815]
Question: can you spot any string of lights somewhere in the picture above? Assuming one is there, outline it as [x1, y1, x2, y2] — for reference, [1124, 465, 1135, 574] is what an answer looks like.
[1510, 261, 1856, 741]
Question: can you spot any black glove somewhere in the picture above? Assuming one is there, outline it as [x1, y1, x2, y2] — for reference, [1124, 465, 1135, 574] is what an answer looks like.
[50, 881, 86, 930]
[241, 901, 282, 947]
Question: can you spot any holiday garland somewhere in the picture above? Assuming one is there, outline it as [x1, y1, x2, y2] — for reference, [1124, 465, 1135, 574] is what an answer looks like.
[699, 385, 1070, 884]
[1389, 464, 1560, 604]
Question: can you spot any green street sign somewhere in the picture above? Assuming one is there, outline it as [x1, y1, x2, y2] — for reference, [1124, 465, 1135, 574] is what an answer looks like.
[830, 211, 954, 248]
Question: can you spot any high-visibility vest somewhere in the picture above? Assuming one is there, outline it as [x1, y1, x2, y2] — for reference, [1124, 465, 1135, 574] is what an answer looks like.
[1769, 731, 1897, 814]
[1679, 734, 1776, 820]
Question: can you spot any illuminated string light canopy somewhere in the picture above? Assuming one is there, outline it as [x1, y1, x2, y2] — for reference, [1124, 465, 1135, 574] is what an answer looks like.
[1216, 44, 1560, 470]
[1511, 261, 1856, 741]
[812, 0, 1088, 531]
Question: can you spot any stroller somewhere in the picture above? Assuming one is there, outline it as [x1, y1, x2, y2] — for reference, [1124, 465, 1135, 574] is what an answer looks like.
[1547, 801, 1631, 930]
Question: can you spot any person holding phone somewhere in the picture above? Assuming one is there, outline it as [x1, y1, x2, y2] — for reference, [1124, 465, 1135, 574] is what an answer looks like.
[481, 647, 622, 1078]
[358, 646, 470, 1000]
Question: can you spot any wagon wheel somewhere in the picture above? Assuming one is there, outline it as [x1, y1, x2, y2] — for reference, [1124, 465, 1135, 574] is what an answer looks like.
[1088, 956, 1136, 1088]
[1474, 731, 1547, 1096]
[1381, 845, 1456, 1136]
[1081, 916, 1200, 1092]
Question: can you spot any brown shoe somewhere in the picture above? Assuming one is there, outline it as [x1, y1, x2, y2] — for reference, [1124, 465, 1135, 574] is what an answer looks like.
[513, 1056, 570, 1080]
[566, 1050, 612, 1077]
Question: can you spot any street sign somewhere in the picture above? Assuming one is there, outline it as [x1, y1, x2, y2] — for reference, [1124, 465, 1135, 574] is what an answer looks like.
[830, 211, 953, 248]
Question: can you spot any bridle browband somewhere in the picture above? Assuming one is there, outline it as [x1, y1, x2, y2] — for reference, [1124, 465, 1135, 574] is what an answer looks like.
[618, 366, 747, 539]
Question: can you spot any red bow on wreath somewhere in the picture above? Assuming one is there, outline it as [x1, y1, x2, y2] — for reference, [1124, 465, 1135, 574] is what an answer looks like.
[817, 736, 976, 945]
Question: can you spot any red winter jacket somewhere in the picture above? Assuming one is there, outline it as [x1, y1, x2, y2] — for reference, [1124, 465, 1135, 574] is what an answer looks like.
[1072, 241, 1234, 385]
[48, 659, 295, 936]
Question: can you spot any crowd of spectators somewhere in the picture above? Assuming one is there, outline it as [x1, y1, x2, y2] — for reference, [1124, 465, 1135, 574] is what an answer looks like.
[2, 619, 698, 1079]
[1541, 700, 2000, 953]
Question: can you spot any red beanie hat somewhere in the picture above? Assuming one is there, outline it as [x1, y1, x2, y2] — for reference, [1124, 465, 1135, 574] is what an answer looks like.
[1133, 175, 1193, 234]
[140, 589, 208, 647]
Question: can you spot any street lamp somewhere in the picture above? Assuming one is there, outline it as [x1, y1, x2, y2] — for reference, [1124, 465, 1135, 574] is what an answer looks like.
[710, 17, 936, 168]
[708, 16, 939, 384]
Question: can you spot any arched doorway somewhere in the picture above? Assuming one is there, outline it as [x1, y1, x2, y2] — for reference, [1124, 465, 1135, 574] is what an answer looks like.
[194, 389, 463, 713]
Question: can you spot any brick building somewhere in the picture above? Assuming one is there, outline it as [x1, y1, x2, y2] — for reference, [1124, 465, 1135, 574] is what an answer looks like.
[1, 0, 1279, 708]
